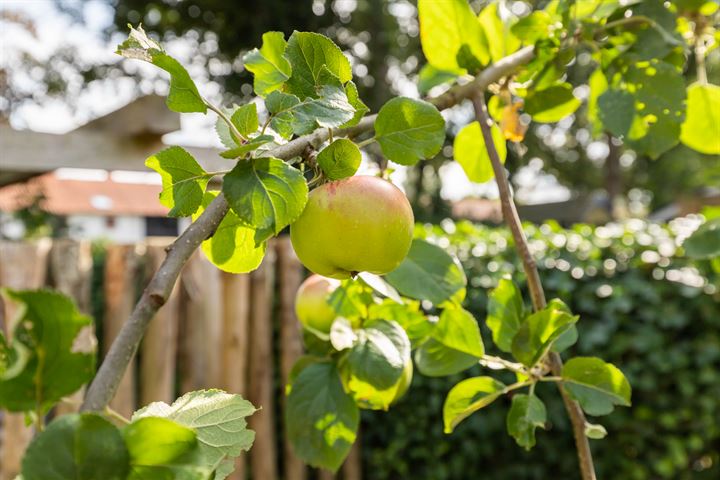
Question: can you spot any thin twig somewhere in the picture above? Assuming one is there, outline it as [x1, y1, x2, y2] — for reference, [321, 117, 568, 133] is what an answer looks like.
[479, 354, 527, 374]
[471, 94, 596, 480]
[205, 101, 246, 144]
[81, 46, 536, 413]
[105, 406, 130, 425]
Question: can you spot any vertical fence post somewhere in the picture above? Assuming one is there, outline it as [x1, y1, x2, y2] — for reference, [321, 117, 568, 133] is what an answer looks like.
[49, 238, 93, 416]
[178, 250, 223, 392]
[139, 239, 180, 407]
[220, 270, 251, 480]
[0, 240, 51, 480]
[248, 245, 278, 480]
[103, 244, 139, 418]
[342, 432, 363, 480]
[276, 236, 307, 480]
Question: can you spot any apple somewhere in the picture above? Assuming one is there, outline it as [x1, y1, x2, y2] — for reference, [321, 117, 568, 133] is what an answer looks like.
[295, 274, 340, 333]
[290, 175, 414, 279]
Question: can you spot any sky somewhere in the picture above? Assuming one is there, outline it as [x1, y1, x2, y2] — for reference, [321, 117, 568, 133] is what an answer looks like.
[0, 0, 571, 204]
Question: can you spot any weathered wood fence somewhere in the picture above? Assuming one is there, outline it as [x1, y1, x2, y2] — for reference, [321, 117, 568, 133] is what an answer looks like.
[0, 237, 361, 480]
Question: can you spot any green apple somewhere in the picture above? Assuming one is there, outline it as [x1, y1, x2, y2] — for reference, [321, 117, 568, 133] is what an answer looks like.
[290, 175, 414, 279]
[294, 274, 340, 333]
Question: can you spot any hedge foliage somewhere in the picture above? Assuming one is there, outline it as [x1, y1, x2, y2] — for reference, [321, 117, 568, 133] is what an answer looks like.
[361, 217, 719, 480]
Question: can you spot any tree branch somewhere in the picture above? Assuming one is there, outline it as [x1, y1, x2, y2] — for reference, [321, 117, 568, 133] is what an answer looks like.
[81, 46, 535, 413]
[470, 94, 596, 480]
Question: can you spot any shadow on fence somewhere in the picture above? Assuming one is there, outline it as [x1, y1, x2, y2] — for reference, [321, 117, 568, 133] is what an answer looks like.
[0, 236, 361, 480]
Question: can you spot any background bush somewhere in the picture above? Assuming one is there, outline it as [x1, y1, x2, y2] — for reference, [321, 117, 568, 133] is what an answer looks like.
[361, 218, 719, 480]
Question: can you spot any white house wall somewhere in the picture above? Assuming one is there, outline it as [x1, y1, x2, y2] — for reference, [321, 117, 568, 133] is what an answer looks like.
[67, 215, 145, 243]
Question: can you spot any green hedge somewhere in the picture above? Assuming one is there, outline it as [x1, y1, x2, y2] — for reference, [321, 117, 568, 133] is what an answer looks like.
[361, 218, 719, 479]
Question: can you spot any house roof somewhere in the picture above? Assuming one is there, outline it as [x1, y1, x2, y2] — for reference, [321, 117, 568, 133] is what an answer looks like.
[0, 170, 169, 217]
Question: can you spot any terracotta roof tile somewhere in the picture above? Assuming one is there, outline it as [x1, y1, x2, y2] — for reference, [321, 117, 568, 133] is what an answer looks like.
[0, 172, 169, 217]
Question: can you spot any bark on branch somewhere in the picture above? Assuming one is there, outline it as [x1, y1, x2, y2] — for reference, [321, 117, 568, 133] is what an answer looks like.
[81, 46, 535, 412]
[470, 94, 596, 480]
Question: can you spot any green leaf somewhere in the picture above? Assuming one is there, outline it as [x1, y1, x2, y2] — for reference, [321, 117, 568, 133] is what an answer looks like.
[418, 0, 489, 71]
[507, 393, 547, 450]
[340, 320, 411, 410]
[485, 279, 525, 353]
[680, 83, 720, 154]
[367, 300, 432, 347]
[330, 317, 357, 351]
[265, 91, 301, 139]
[328, 280, 374, 320]
[219, 135, 275, 159]
[524, 84, 581, 123]
[243, 31, 292, 97]
[598, 89, 636, 138]
[443, 376, 506, 433]
[145, 146, 209, 217]
[317, 138, 361, 180]
[215, 104, 261, 149]
[478, 2, 520, 63]
[585, 422, 608, 439]
[21, 414, 129, 480]
[545, 299, 578, 353]
[433, 306, 484, 358]
[453, 121, 506, 183]
[683, 218, 720, 259]
[417, 64, 459, 95]
[123, 417, 195, 465]
[193, 192, 266, 274]
[384, 239, 467, 305]
[341, 81, 369, 128]
[0, 289, 95, 413]
[375, 97, 446, 166]
[587, 69, 609, 136]
[342, 320, 410, 390]
[284, 31, 352, 99]
[123, 417, 210, 480]
[286, 362, 359, 472]
[265, 70, 356, 136]
[414, 338, 478, 377]
[617, 59, 686, 158]
[357, 272, 403, 304]
[231, 103, 259, 137]
[511, 305, 578, 367]
[116, 25, 206, 113]
[293, 68, 356, 134]
[222, 157, 308, 244]
[511, 11, 553, 44]
[133, 389, 257, 480]
[562, 357, 632, 416]
[629, 0, 682, 61]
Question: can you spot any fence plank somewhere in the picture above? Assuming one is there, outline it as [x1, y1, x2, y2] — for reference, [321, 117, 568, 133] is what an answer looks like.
[178, 251, 223, 392]
[103, 244, 139, 418]
[276, 237, 307, 480]
[248, 248, 278, 480]
[342, 433, 362, 480]
[0, 240, 51, 480]
[140, 239, 180, 407]
[221, 271, 251, 480]
[49, 239, 93, 416]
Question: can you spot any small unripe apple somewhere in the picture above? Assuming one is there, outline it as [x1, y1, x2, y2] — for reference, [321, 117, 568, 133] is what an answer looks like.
[290, 176, 414, 279]
[295, 274, 340, 333]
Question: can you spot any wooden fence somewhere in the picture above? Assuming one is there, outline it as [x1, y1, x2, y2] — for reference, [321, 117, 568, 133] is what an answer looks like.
[0, 237, 361, 480]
